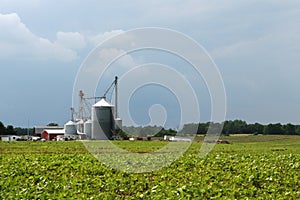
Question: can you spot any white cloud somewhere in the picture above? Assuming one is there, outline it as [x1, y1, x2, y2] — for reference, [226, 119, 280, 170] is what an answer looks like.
[212, 30, 300, 66]
[98, 48, 136, 68]
[55, 31, 86, 50]
[80, 47, 137, 80]
[89, 30, 124, 46]
[0, 13, 77, 62]
[0, 0, 42, 9]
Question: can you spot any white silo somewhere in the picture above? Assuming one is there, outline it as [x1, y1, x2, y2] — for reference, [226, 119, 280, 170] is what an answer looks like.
[76, 119, 84, 133]
[84, 119, 92, 139]
[64, 121, 77, 136]
[115, 118, 122, 131]
[92, 98, 115, 140]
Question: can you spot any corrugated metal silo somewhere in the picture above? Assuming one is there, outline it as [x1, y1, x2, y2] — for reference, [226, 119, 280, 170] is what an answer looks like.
[84, 119, 92, 139]
[92, 98, 115, 140]
[76, 119, 84, 133]
[114, 118, 122, 131]
[64, 121, 77, 135]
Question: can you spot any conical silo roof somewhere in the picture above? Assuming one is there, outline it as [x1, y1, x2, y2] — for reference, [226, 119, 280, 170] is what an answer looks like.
[65, 120, 76, 125]
[93, 98, 114, 107]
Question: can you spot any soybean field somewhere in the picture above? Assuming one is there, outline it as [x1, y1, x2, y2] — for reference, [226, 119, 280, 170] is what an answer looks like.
[0, 135, 299, 199]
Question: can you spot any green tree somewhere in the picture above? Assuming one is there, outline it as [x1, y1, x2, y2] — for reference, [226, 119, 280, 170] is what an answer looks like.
[0, 121, 6, 134]
[222, 120, 247, 134]
[283, 123, 296, 135]
[244, 123, 264, 134]
[14, 127, 33, 135]
[6, 125, 16, 135]
[223, 121, 234, 135]
[254, 123, 264, 134]
[47, 123, 59, 126]
[264, 123, 284, 135]
[180, 123, 198, 135]
[156, 128, 177, 137]
[140, 126, 162, 137]
[197, 123, 209, 134]
[295, 125, 300, 135]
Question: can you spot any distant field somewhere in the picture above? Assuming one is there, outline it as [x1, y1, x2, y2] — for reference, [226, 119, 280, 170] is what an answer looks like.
[0, 135, 299, 199]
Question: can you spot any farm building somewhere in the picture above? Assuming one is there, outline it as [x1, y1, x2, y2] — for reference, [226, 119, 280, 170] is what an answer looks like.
[33, 126, 64, 137]
[41, 129, 65, 141]
[0, 135, 21, 141]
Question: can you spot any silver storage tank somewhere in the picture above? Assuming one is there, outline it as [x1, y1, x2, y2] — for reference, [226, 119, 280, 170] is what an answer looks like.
[64, 121, 77, 136]
[76, 119, 84, 133]
[84, 119, 92, 139]
[92, 98, 115, 140]
[114, 118, 122, 131]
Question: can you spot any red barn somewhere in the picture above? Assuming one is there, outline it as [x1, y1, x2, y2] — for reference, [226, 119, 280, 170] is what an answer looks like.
[41, 129, 65, 140]
[33, 126, 64, 137]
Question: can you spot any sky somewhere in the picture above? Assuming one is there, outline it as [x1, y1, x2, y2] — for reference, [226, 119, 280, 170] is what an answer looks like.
[0, 0, 299, 128]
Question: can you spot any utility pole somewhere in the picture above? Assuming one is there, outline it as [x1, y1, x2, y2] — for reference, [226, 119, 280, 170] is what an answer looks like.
[27, 119, 29, 136]
[115, 76, 118, 118]
[78, 90, 84, 121]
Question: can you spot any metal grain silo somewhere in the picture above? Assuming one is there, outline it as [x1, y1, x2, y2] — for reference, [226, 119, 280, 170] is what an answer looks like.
[64, 120, 77, 136]
[76, 119, 84, 133]
[92, 98, 115, 140]
[84, 119, 92, 139]
[114, 118, 122, 131]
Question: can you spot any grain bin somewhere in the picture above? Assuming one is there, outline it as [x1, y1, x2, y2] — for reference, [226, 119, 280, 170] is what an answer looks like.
[84, 119, 92, 139]
[76, 119, 84, 133]
[64, 121, 77, 136]
[114, 118, 122, 131]
[91, 98, 115, 140]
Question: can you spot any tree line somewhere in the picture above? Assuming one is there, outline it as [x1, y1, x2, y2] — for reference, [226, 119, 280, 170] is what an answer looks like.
[180, 120, 300, 135]
[0, 121, 33, 135]
[1, 120, 300, 136]
[122, 126, 177, 137]
[124, 120, 300, 136]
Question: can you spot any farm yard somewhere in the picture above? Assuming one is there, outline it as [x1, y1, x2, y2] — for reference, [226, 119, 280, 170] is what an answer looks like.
[0, 135, 299, 199]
